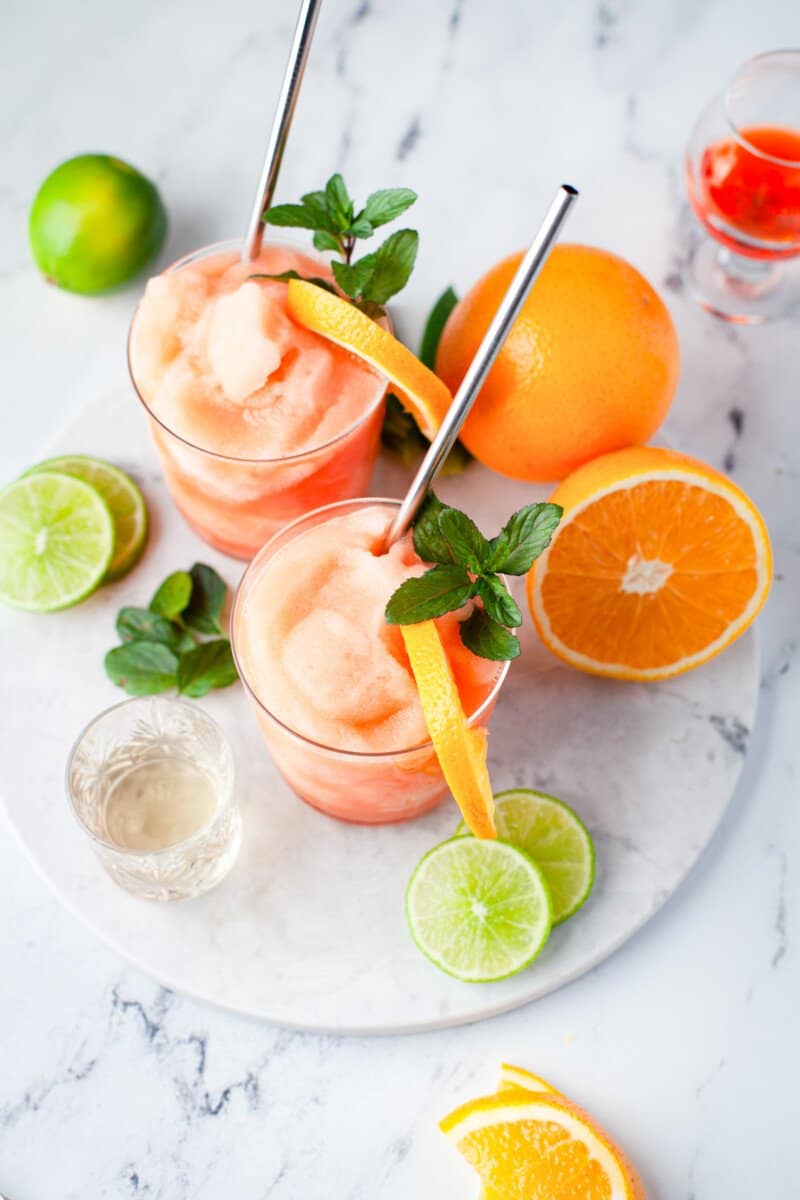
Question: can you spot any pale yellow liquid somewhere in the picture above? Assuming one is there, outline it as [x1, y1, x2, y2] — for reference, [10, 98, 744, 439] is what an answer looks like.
[103, 758, 218, 851]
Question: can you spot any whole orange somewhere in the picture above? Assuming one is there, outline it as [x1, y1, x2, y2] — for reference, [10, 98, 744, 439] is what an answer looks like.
[435, 244, 680, 481]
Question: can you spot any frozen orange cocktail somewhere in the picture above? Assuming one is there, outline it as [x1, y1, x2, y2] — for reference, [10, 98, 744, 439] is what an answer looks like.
[128, 240, 387, 558]
[231, 499, 508, 824]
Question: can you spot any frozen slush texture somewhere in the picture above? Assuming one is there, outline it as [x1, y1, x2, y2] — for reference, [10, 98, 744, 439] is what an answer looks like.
[130, 246, 382, 458]
[128, 245, 387, 558]
[235, 505, 500, 753]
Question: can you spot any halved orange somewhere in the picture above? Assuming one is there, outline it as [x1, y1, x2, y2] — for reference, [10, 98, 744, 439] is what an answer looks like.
[528, 446, 772, 681]
[401, 621, 496, 838]
[287, 279, 452, 439]
[441, 1089, 646, 1200]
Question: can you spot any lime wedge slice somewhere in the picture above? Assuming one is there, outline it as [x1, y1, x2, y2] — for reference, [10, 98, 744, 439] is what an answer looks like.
[27, 455, 148, 581]
[0, 471, 114, 612]
[455, 788, 595, 925]
[406, 837, 552, 983]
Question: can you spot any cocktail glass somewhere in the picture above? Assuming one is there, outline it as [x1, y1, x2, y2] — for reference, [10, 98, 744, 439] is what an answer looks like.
[128, 238, 387, 559]
[684, 50, 800, 323]
[231, 498, 510, 825]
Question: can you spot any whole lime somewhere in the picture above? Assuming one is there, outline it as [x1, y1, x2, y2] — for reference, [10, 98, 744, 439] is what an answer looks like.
[29, 154, 167, 294]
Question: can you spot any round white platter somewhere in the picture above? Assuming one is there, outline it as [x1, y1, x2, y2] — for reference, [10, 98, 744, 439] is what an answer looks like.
[1, 391, 758, 1033]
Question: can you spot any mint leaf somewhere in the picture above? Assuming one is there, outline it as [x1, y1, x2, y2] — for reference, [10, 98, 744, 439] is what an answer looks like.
[420, 286, 458, 369]
[149, 570, 192, 620]
[412, 492, 457, 564]
[487, 503, 564, 574]
[250, 270, 337, 294]
[380, 392, 428, 464]
[300, 189, 337, 231]
[438, 439, 473, 477]
[331, 254, 377, 300]
[438, 508, 491, 572]
[184, 563, 226, 635]
[178, 639, 238, 698]
[475, 575, 522, 628]
[459, 609, 521, 661]
[363, 187, 417, 229]
[348, 215, 374, 239]
[105, 642, 179, 696]
[363, 229, 418, 305]
[325, 174, 353, 228]
[263, 203, 320, 230]
[116, 607, 193, 653]
[385, 564, 471, 624]
[312, 230, 342, 254]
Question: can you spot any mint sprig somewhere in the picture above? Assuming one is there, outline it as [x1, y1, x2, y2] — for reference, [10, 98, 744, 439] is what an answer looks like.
[104, 563, 239, 697]
[381, 286, 472, 476]
[385, 492, 563, 661]
[262, 174, 418, 317]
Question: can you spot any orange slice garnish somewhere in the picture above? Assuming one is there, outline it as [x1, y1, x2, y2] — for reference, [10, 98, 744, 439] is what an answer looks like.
[287, 279, 452, 439]
[400, 621, 495, 838]
[441, 1089, 646, 1200]
[497, 1062, 558, 1094]
[528, 445, 772, 681]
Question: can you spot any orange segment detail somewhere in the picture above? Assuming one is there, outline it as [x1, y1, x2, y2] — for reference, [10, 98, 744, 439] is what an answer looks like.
[528, 446, 772, 681]
[400, 621, 496, 838]
[440, 1090, 646, 1200]
[287, 279, 452, 439]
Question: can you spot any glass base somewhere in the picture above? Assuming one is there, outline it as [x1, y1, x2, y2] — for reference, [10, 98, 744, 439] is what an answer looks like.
[684, 235, 800, 324]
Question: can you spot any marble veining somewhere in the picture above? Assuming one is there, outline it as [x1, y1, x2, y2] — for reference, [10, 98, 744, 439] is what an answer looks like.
[1, 0, 798, 1196]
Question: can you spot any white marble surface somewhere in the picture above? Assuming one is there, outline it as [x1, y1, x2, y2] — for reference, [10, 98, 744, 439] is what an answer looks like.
[2, 393, 759, 1032]
[0, 0, 797, 1195]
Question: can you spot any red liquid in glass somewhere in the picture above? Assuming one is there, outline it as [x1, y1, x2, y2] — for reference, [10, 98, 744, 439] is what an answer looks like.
[692, 125, 800, 258]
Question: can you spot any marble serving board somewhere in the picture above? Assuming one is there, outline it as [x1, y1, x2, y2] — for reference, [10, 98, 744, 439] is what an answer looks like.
[1, 391, 758, 1033]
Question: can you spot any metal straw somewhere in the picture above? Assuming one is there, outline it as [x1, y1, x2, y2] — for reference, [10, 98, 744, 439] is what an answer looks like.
[241, 0, 323, 262]
[381, 184, 579, 550]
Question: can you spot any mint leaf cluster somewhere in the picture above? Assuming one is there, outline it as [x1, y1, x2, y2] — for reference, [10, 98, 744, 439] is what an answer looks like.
[381, 285, 471, 476]
[262, 174, 418, 317]
[105, 564, 238, 697]
[385, 493, 563, 661]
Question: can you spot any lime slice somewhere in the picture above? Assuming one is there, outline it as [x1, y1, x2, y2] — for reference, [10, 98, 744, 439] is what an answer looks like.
[0, 471, 114, 612]
[27, 455, 148, 581]
[456, 788, 595, 925]
[406, 837, 552, 983]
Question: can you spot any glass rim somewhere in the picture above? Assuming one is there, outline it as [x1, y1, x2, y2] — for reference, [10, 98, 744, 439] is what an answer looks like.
[65, 696, 235, 859]
[230, 496, 511, 762]
[723, 49, 800, 168]
[126, 236, 388, 466]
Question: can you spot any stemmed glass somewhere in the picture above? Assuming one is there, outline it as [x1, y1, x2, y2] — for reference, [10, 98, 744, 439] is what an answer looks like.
[684, 50, 800, 323]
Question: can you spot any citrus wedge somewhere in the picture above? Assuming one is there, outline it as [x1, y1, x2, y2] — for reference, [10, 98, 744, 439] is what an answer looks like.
[400, 620, 495, 837]
[478, 1066, 561, 1200]
[26, 455, 148, 582]
[406, 838, 552, 982]
[287, 279, 452, 439]
[455, 789, 595, 924]
[497, 1063, 558, 1094]
[0, 471, 114, 612]
[441, 1089, 646, 1200]
[528, 446, 772, 680]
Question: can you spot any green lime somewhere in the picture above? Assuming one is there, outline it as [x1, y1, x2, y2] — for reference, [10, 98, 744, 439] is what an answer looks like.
[29, 154, 167, 294]
[455, 788, 595, 925]
[0, 471, 114, 612]
[406, 837, 552, 983]
[26, 455, 148, 582]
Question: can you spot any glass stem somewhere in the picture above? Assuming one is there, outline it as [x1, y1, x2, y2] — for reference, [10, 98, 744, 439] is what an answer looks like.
[717, 246, 779, 293]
